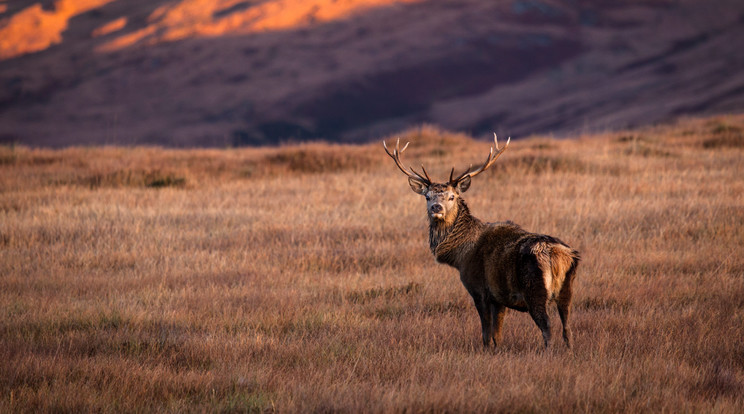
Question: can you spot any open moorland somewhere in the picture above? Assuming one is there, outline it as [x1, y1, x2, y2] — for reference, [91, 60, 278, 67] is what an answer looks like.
[1, 115, 743, 412]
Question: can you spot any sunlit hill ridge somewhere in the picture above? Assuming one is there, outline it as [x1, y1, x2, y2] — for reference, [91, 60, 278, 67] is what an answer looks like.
[0, 0, 421, 59]
[0, 0, 743, 146]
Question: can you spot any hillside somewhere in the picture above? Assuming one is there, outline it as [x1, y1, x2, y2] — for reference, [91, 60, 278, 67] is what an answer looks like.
[1, 115, 743, 411]
[1, 0, 743, 147]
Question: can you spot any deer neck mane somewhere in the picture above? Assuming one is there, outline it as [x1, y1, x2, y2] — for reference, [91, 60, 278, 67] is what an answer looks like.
[429, 198, 483, 268]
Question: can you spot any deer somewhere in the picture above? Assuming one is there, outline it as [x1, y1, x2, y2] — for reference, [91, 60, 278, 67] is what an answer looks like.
[383, 134, 580, 349]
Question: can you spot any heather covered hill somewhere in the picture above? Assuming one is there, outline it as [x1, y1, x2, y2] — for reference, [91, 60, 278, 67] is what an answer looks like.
[1, 0, 743, 146]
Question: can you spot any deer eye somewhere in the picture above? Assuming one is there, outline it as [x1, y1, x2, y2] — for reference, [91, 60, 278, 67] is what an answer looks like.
[425, 195, 431, 201]
[449, 195, 455, 201]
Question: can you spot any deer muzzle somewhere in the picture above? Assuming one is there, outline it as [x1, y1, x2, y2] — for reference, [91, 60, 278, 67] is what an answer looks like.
[429, 203, 444, 219]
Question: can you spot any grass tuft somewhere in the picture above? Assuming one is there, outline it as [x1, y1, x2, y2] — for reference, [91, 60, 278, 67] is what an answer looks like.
[347, 282, 422, 304]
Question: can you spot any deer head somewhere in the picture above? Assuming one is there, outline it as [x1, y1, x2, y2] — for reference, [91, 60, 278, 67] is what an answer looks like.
[383, 134, 509, 223]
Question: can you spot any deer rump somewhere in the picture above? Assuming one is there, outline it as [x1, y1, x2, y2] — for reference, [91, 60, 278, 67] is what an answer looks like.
[466, 223, 580, 313]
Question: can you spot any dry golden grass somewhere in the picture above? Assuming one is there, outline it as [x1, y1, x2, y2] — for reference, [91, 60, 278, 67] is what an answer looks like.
[1, 116, 743, 412]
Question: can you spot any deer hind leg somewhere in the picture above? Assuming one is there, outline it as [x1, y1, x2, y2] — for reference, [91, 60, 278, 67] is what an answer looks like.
[556, 294, 572, 348]
[556, 263, 577, 348]
[522, 254, 552, 349]
[528, 298, 551, 349]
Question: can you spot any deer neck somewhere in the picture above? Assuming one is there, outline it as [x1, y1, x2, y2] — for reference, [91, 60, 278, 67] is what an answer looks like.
[429, 199, 483, 268]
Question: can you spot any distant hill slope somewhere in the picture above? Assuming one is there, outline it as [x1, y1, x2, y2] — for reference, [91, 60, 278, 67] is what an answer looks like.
[1, 0, 743, 147]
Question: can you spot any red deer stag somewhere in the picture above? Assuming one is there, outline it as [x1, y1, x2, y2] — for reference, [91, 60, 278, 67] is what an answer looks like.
[384, 135, 580, 349]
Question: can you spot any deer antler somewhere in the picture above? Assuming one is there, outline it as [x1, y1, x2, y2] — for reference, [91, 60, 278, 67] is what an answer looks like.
[383, 138, 431, 184]
[450, 133, 510, 184]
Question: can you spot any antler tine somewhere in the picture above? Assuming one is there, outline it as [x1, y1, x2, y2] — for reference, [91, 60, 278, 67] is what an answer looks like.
[419, 164, 432, 182]
[383, 138, 431, 184]
[450, 134, 510, 183]
[397, 138, 409, 154]
[410, 168, 429, 183]
[383, 137, 409, 156]
[466, 133, 510, 179]
[450, 164, 473, 185]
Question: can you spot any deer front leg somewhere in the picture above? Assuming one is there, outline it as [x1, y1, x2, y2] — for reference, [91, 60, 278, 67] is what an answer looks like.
[469, 291, 493, 348]
[488, 299, 507, 347]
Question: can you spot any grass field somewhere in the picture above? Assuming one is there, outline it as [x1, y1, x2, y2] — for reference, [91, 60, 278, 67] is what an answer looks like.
[1, 116, 743, 412]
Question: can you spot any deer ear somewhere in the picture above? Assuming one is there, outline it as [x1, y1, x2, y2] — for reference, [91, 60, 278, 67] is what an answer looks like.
[456, 175, 471, 193]
[408, 177, 428, 195]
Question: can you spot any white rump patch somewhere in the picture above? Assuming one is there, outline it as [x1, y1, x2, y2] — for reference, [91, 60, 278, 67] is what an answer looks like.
[530, 241, 573, 299]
